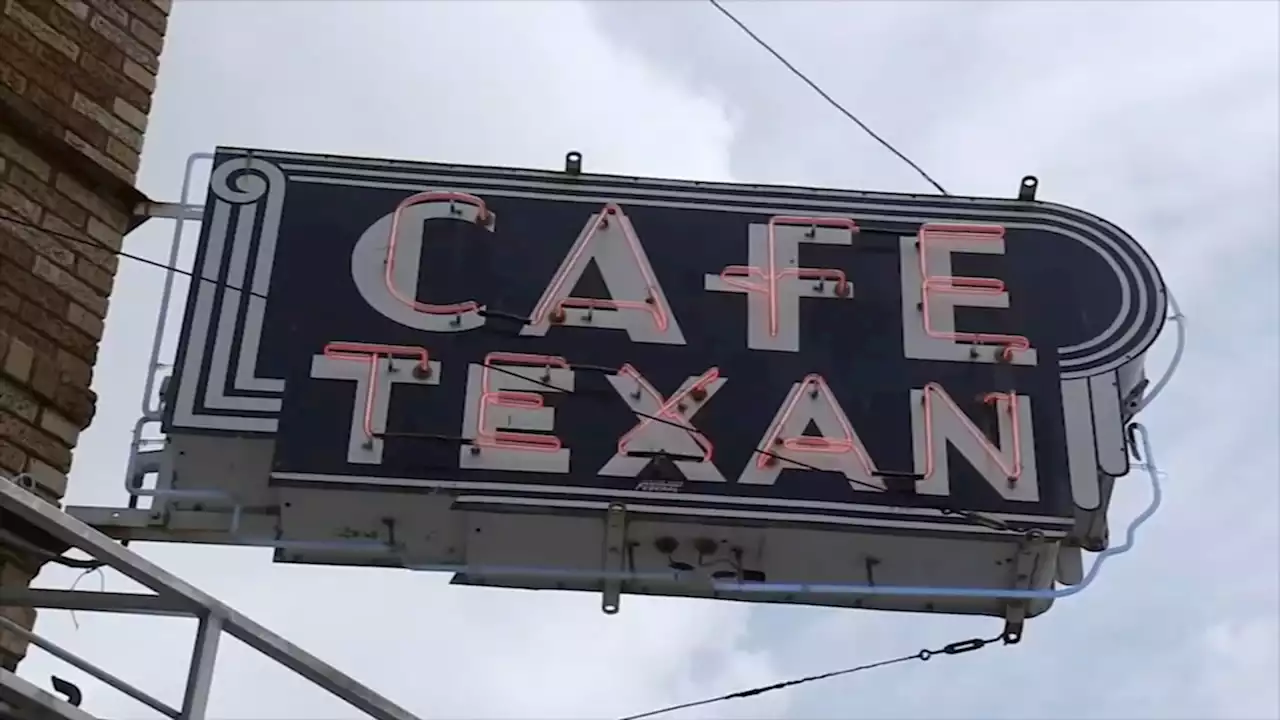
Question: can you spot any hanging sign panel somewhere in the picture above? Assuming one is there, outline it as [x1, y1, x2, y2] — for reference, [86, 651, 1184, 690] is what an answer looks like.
[164, 148, 1167, 536]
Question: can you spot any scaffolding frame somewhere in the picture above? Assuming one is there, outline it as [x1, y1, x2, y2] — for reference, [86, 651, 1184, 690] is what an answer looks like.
[0, 477, 422, 720]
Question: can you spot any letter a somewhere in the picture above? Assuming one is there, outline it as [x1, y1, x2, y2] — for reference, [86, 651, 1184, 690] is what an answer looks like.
[738, 374, 882, 491]
[521, 203, 686, 345]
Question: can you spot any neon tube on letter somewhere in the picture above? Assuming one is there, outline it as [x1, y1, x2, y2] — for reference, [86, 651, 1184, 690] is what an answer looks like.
[917, 223, 1030, 361]
[529, 203, 669, 331]
[322, 342, 431, 442]
[615, 365, 718, 463]
[719, 216, 855, 337]
[755, 373, 876, 477]
[476, 352, 569, 453]
[384, 190, 491, 316]
[918, 382, 1023, 482]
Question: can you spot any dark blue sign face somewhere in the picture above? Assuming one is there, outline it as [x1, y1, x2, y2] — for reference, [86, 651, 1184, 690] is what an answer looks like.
[166, 148, 1167, 534]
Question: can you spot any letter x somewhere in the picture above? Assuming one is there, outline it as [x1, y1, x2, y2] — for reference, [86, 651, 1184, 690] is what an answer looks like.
[599, 365, 727, 483]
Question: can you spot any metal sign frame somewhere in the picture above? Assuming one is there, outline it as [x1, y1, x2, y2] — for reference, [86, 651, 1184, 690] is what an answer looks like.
[61, 150, 1171, 625]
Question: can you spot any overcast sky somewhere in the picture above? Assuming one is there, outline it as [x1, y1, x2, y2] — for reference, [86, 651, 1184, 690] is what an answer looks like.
[16, 1, 1279, 719]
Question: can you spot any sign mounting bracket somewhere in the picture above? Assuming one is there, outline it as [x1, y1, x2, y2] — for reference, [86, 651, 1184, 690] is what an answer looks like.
[601, 503, 627, 616]
[1000, 530, 1043, 644]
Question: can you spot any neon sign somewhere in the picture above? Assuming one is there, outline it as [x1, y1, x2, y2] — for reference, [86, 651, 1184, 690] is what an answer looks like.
[164, 151, 1165, 532]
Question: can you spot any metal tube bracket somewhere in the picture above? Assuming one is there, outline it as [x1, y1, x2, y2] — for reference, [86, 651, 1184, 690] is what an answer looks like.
[601, 503, 626, 616]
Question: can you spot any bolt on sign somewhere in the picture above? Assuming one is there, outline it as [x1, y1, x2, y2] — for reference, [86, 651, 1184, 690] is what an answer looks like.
[158, 148, 1167, 619]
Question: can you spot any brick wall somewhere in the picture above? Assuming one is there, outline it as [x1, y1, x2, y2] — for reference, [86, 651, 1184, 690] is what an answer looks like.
[0, 0, 169, 670]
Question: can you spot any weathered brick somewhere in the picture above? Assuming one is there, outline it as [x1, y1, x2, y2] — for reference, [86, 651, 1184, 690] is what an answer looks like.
[45, 4, 127, 72]
[84, 214, 121, 251]
[38, 402, 80, 445]
[64, 299, 101, 337]
[31, 255, 108, 315]
[0, 183, 41, 222]
[110, 96, 144, 131]
[130, 17, 160, 53]
[22, 455, 67, 496]
[81, 51, 150, 113]
[0, 20, 80, 103]
[0, 73, 56, 136]
[53, 345, 91, 385]
[149, 0, 169, 13]
[26, 347, 57, 396]
[0, 57, 25, 96]
[44, 213, 116, 270]
[0, 285, 17, 315]
[1, 336, 33, 382]
[1, 210, 77, 266]
[0, 437, 24, 473]
[0, 132, 50, 181]
[119, 55, 152, 92]
[0, 315, 56, 361]
[1, 259, 71, 315]
[0, 217, 38, 265]
[0, 410, 71, 471]
[88, 12, 155, 72]
[17, 299, 96, 362]
[83, 0, 126, 28]
[104, 135, 137, 168]
[52, 0, 89, 21]
[118, 0, 163, 33]
[1, 16, 145, 130]
[0, 18, 61, 78]
[8, 166, 88, 228]
[73, 255, 112, 295]
[3, 0, 80, 61]
[54, 171, 128, 229]
[71, 91, 142, 150]
[32, 85, 112, 151]
[65, 128, 132, 182]
[51, 379, 93, 428]
[0, 374, 38, 421]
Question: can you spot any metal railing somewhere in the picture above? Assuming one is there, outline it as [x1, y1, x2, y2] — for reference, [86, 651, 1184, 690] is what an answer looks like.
[0, 475, 422, 720]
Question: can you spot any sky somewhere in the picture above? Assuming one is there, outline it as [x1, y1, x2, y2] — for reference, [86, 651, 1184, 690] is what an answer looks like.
[12, 0, 1279, 718]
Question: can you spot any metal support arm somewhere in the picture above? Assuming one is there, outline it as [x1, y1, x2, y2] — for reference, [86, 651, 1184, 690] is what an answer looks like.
[0, 476, 422, 720]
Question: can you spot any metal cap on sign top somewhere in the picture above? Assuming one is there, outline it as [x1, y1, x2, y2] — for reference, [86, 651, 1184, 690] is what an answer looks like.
[1018, 175, 1039, 201]
[564, 151, 583, 176]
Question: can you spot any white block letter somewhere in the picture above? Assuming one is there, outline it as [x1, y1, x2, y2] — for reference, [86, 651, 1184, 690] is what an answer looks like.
[901, 224, 1037, 365]
[351, 191, 495, 333]
[461, 352, 575, 474]
[738, 374, 881, 491]
[310, 342, 441, 465]
[600, 365, 726, 483]
[910, 382, 1039, 502]
[706, 216, 856, 353]
[522, 203, 685, 345]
